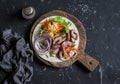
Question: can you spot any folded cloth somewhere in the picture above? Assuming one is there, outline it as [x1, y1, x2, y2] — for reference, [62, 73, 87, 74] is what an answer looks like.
[0, 29, 33, 84]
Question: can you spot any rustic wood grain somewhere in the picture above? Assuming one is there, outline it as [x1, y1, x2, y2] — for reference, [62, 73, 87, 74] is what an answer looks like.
[77, 50, 99, 71]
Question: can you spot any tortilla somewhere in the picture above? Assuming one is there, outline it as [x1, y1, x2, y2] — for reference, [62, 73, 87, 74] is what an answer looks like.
[32, 16, 80, 62]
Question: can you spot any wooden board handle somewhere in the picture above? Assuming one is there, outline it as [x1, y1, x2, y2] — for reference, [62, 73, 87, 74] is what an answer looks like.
[77, 52, 99, 71]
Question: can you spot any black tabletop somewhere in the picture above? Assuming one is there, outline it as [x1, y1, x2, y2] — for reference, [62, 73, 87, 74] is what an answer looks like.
[0, 0, 120, 84]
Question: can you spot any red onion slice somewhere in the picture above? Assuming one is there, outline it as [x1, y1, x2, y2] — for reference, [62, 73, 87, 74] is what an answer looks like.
[34, 34, 52, 55]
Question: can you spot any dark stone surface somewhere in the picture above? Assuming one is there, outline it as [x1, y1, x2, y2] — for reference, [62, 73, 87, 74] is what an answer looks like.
[0, 0, 120, 84]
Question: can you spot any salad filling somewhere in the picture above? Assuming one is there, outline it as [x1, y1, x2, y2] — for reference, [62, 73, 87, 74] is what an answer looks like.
[32, 16, 80, 62]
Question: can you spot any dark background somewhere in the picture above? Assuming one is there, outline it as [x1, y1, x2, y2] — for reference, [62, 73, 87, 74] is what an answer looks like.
[0, 0, 120, 84]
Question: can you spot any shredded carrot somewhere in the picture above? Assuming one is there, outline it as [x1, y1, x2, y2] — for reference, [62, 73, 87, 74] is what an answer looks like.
[41, 21, 65, 39]
[71, 57, 75, 60]
[64, 51, 69, 59]
[42, 21, 57, 33]
[64, 46, 79, 59]
[65, 47, 79, 53]
[57, 23, 64, 31]
[42, 21, 64, 31]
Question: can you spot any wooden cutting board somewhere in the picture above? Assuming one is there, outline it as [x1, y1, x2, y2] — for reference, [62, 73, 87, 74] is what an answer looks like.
[30, 10, 99, 71]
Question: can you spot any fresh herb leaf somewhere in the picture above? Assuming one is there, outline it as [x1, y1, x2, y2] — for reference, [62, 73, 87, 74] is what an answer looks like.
[54, 16, 61, 22]
[54, 16, 67, 25]
[45, 55, 49, 58]
[50, 52, 54, 57]
[54, 16, 71, 33]
[67, 21, 72, 26]
[65, 26, 70, 33]
[49, 50, 55, 57]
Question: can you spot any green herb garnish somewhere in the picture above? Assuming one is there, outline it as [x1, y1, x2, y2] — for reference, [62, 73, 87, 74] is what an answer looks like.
[54, 16, 71, 33]
[50, 53, 54, 57]
[64, 26, 69, 33]
[45, 55, 49, 58]
[49, 50, 55, 57]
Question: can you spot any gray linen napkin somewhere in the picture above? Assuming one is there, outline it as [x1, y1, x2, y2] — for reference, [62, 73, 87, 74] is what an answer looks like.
[0, 29, 33, 84]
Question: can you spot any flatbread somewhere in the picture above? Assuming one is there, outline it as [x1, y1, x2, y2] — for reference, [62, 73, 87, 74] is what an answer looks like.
[32, 16, 80, 62]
